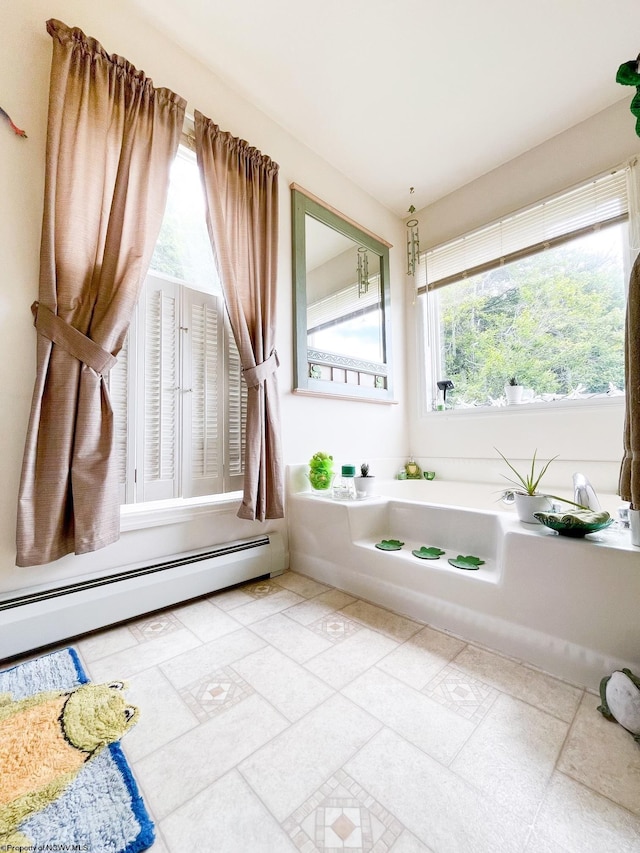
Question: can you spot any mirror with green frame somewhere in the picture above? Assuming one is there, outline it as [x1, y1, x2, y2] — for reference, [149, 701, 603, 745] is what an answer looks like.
[291, 184, 393, 401]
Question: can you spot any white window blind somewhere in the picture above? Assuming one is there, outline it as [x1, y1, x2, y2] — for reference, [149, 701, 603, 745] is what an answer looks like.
[419, 169, 628, 292]
[307, 275, 381, 331]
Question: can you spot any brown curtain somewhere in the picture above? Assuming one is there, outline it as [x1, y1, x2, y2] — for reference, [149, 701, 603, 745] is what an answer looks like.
[619, 254, 640, 508]
[195, 111, 284, 521]
[16, 20, 186, 567]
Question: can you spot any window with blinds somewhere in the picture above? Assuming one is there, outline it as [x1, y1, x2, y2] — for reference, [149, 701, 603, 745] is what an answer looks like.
[109, 146, 247, 503]
[419, 168, 629, 410]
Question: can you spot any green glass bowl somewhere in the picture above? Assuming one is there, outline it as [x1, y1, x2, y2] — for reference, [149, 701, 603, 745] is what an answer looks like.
[533, 512, 613, 538]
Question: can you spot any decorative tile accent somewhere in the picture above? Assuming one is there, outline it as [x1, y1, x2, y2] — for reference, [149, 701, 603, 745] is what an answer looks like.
[179, 665, 254, 722]
[423, 665, 498, 722]
[309, 614, 362, 644]
[129, 611, 183, 643]
[283, 770, 403, 852]
[242, 579, 283, 599]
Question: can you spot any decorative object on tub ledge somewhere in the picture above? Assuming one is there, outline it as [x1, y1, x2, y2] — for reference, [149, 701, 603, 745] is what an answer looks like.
[504, 376, 523, 405]
[448, 555, 486, 570]
[404, 459, 422, 479]
[0, 647, 153, 853]
[412, 546, 445, 560]
[597, 668, 640, 743]
[533, 510, 613, 538]
[423, 471, 436, 480]
[307, 451, 334, 493]
[354, 463, 376, 499]
[0, 106, 27, 138]
[495, 448, 587, 524]
[375, 539, 404, 551]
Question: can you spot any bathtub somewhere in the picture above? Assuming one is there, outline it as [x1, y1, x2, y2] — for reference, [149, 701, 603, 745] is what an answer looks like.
[287, 478, 640, 690]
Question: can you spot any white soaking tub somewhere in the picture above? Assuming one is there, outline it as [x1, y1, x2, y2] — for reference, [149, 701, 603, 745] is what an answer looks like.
[287, 478, 640, 690]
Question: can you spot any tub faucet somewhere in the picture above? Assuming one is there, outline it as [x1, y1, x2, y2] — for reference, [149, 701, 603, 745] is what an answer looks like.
[573, 473, 601, 512]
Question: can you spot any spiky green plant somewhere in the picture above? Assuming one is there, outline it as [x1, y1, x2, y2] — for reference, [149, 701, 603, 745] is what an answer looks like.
[495, 448, 556, 495]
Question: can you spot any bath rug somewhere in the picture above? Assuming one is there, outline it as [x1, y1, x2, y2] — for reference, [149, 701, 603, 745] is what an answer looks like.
[0, 647, 154, 852]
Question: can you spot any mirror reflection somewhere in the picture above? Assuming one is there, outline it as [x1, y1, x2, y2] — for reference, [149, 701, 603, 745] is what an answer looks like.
[291, 185, 393, 401]
[305, 215, 383, 364]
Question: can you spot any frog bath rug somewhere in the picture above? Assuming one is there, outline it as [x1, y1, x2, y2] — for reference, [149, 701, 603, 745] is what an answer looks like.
[0, 647, 154, 852]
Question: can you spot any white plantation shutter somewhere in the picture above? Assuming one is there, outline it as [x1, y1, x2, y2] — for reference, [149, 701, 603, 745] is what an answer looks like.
[182, 287, 223, 498]
[226, 326, 247, 488]
[141, 276, 179, 501]
[109, 328, 133, 503]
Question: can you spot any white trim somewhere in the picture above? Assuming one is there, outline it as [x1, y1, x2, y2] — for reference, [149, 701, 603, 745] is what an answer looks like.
[120, 492, 243, 531]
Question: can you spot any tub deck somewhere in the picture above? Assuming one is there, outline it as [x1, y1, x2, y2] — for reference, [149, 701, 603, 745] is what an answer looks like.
[287, 484, 640, 690]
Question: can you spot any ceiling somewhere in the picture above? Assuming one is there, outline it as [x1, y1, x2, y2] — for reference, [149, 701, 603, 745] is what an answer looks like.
[130, 0, 640, 216]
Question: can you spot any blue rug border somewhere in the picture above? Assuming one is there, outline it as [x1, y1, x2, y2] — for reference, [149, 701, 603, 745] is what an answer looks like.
[2, 646, 156, 853]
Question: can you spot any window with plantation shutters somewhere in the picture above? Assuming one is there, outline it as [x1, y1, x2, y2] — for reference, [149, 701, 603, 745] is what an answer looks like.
[109, 144, 247, 504]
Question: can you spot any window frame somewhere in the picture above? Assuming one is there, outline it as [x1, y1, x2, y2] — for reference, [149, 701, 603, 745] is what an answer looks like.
[418, 167, 631, 415]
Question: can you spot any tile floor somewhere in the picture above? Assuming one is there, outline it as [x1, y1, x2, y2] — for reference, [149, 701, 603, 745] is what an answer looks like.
[8, 571, 640, 852]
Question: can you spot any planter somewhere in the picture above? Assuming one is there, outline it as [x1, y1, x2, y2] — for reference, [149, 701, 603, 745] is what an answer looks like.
[514, 492, 551, 524]
[354, 476, 376, 499]
[505, 384, 523, 405]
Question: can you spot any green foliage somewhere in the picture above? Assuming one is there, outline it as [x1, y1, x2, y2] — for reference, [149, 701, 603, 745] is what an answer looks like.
[360, 463, 371, 477]
[495, 448, 557, 495]
[437, 230, 625, 405]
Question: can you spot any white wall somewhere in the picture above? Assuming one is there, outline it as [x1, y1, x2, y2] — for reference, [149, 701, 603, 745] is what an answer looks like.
[0, 0, 406, 597]
[407, 101, 640, 494]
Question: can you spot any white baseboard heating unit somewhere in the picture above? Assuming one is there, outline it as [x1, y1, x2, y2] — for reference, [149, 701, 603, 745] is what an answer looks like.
[0, 532, 286, 661]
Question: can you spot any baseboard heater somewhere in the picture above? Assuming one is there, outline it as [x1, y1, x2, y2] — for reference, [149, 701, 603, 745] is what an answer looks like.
[0, 532, 286, 662]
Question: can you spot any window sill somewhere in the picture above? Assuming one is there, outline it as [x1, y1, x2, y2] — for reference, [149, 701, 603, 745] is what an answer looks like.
[425, 395, 625, 417]
[120, 492, 242, 532]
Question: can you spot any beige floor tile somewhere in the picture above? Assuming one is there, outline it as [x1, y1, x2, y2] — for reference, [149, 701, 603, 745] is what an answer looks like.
[85, 626, 201, 682]
[248, 612, 334, 662]
[525, 771, 640, 853]
[276, 570, 331, 598]
[238, 693, 382, 822]
[77, 623, 139, 662]
[453, 644, 582, 721]
[171, 597, 242, 643]
[120, 666, 198, 762]
[558, 691, 640, 815]
[305, 627, 399, 690]
[208, 584, 258, 610]
[161, 770, 298, 853]
[340, 600, 422, 642]
[345, 728, 530, 853]
[377, 625, 466, 690]
[231, 589, 305, 625]
[231, 645, 334, 721]
[135, 692, 287, 819]
[282, 768, 405, 851]
[285, 588, 357, 625]
[159, 628, 265, 689]
[391, 830, 436, 853]
[343, 667, 476, 765]
[451, 692, 569, 821]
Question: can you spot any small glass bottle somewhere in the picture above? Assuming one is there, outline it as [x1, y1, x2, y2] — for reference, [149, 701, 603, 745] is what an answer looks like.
[333, 465, 357, 500]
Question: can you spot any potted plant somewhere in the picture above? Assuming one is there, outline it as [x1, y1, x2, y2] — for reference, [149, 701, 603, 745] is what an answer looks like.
[504, 376, 523, 405]
[354, 462, 376, 499]
[495, 448, 556, 523]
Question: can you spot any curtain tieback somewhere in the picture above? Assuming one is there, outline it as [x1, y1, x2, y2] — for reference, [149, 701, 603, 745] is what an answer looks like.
[242, 349, 279, 388]
[32, 302, 117, 374]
